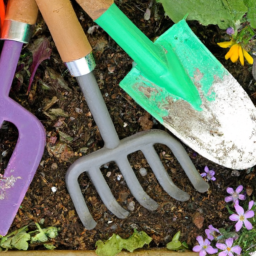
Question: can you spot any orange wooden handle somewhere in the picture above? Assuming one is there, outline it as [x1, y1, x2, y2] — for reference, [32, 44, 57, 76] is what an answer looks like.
[35, 0, 92, 62]
[76, 0, 113, 20]
[5, 0, 38, 25]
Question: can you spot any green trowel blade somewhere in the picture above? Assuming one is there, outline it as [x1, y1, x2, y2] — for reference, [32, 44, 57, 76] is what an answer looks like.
[120, 20, 256, 170]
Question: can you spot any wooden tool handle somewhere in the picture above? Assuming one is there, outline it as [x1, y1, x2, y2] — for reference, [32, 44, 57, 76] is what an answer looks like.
[76, 0, 113, 20]
[35, 0, 92, 62]
[5, 0, 38, 25]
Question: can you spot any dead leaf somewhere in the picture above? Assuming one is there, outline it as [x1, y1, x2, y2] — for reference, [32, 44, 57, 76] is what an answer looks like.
[47, 142, 74, 162]
[192, 212, 204, 229]
[43, 96, 59, 111]
[139, 112, 153, 130]
[246, 186, 254, 196]
[49, 108, 69, 117]
[58, 131, 74, 143]
[28, 37, 52, 93]
[46, 67, 71, 91]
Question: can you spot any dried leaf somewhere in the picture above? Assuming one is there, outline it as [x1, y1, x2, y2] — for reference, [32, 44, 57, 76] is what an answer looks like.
[58, 131, 74, 143]
[48, 108, 69, 117]
[46, 67, 71, 91]
[139, 112, 153, 130]
[28, 37, 52, 93]
[192, 212, 204, 229]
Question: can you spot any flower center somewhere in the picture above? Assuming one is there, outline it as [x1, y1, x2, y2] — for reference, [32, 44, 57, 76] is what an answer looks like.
[203, 245, 207, 249]
[227, 247, 231, 251]
[239, 215, 245, 221]
[233, 192, 238, 199]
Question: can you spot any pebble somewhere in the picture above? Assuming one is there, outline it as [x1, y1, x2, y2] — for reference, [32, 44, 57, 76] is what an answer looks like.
[117, 174, 122, 181]
[127, 201, 135, 211]
[139, 168, 147, 176]
[51, 186, 57, 193]
[231, 170, 240, 177]
[106, 172, 111, 177]
[2, 150, 8, 157]
[51, 163, 58, 170]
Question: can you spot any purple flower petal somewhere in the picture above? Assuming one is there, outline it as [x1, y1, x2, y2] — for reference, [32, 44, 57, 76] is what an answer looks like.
[236, 185, 243, 194]
[193, 245, 202, 252]
[205, 229, 214, 241]
[216, 242, 227, 250]
[231, 245, 242, 254]
[229, 214, 239, 221]
[238, 194, 246, 200]
[199, 251, 207, 256]
[244, 210, 254, 219]
[235, 220, 243, 232]
[249, 200, 254, 210]
[244, 219, 253, 230]
[204, 166, 209, 173]
[225, 196, 233, 202]
[211, 177, 216, 181]
[234, 203, 244, 215]
[209, 170, 215, 176]
[227, 187, 234, 194]
[228, 252, 234, 256]
[226, 238, 233, 248]
[219, 252, 227, 256]
[206, 246, 218, 254]
[201, 173, 207, 177]
[196, 236, 204, 245]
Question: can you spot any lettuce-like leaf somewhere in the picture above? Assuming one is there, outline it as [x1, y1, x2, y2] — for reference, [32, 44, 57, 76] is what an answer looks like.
[95, 230, 152, 256]
[157, 0, 248, 29]
[243, 0, 256, 28]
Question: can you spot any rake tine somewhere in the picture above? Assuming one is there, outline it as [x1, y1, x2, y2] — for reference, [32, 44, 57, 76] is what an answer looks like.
[88, 167, 129, 219]
[116, 157, 159, 211]
[66, 167, 97, 229]
[142, 146, 190, 201]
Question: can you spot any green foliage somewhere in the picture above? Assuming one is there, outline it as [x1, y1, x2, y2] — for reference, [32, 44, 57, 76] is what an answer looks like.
[166, 231, 189, 251]
[0, 223, 59, 251]
[95, 230, 152, 256]
[243, 0, 256, 28]
[157, 0, 248, 29]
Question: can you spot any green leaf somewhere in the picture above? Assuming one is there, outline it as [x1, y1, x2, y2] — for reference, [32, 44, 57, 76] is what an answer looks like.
[166, 240, 182, 250]
[95, 230, 152, 256]
[44, 243, 56, 250]
[157, 0, 248, 29]
[243, 0, 256, 28]
[11, 231, 30, 250]
[31, 223, 48, 243]
[172, 231, 181, 242]
[43, 227, 59, 239]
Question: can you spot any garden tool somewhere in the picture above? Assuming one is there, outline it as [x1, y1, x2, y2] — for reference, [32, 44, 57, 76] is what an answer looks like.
[0, 0, 45, 236]
[75, 0, 256, 170]
[35, 0, 209, 230]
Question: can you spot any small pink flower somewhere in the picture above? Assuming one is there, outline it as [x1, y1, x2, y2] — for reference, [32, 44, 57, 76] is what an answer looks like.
[205, 225, 220, 241]
[229, 201, 254, 232]
[193, 236, 218, 256]
[201, 166, 216, 181]
[216, 238, 241, 255]
[225, 185, 246, 203]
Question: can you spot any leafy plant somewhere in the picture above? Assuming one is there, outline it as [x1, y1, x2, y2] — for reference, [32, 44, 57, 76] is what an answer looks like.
[166, 231, 189, 251]
[95, 229, 152, 256]
[0, 223, 59, 251]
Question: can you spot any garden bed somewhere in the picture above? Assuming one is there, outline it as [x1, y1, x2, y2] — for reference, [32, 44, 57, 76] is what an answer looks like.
[1, 0, 256, 253]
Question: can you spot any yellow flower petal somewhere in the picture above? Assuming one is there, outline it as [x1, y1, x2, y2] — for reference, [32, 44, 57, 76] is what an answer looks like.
[239, 45, 244, 66]
[217, 40, 234, 48]
[243, 48, 254, 65]
[225, 44, 237, 60]
[230, 44, 239, 63]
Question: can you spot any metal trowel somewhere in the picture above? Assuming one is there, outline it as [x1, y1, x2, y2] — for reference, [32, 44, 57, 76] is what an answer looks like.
[75, 0, 256, 170]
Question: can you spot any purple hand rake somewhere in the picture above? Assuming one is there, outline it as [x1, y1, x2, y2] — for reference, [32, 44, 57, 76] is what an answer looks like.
[0, 0, 45, 236]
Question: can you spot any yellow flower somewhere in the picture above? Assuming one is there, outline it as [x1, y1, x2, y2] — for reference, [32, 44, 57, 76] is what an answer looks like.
[217, 40, 253, 66]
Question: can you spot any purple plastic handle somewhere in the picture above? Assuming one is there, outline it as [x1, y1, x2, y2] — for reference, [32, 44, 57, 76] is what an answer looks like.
[0, 40, 46, 236]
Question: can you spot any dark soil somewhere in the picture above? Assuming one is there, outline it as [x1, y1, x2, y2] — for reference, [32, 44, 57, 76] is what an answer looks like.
[1, 0, 256, 251]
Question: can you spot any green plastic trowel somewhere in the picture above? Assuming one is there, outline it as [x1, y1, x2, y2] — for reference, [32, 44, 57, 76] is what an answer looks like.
[76, 0, 256, 170]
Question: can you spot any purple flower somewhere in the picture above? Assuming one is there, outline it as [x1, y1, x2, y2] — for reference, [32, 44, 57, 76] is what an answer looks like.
[205, 225, 220, 241]
[193, 236, 218, 256]
[229, 201, 254, 232]
[226, 27, 235, 35]
[216, 238, 242, 256]
[201, 166, 216, 181]
[225, 185, 246, 203]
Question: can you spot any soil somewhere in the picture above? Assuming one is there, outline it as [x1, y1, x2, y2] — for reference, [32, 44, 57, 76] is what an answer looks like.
[1, 0, 256, 251]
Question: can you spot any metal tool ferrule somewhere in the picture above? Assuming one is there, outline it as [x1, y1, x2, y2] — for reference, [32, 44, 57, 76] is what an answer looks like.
[1, 20, 33, 43]
[65, 52, 96, 77]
